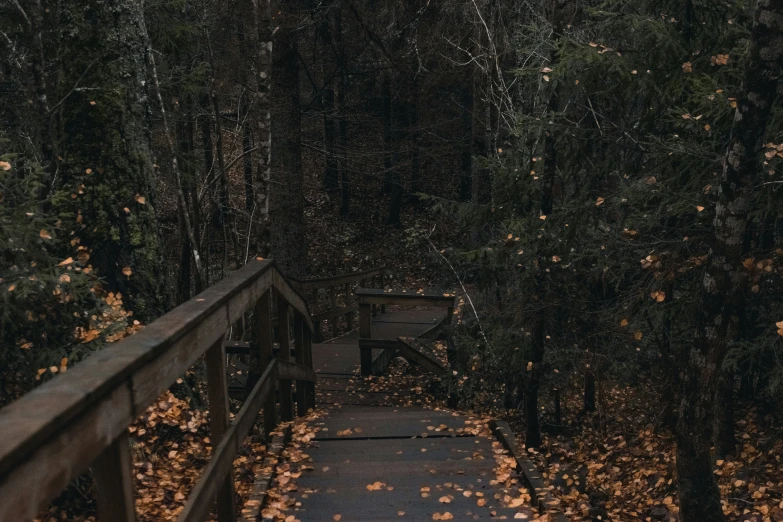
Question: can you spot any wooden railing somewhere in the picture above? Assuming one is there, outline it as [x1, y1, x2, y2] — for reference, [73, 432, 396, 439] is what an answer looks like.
[292, 267, 387, 341]
[357, 288, 455, 376]
[0, 259, 316, 522]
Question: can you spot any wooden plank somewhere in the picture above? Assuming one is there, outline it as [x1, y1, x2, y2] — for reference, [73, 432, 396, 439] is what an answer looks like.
[277, 294, 293, 422]
[179, 361, 276, 522]
[0, 259, 271, 478]
[359, 303, 373, 376]
[356, 288, 456, 308]
[205, 339, 236, 522]
[234, 361, 277, 450]
[92, 431, 135, 522]
[293, 268, 386, 291]
[397, 338, 446, 375]
[311, 302, 359, 323]
[238, 424, 291, 522]
[371, 346, 398, 375]
[0, 380, 134, 521]
[278, 360, 317, 383]
[0, 259, 315, 521]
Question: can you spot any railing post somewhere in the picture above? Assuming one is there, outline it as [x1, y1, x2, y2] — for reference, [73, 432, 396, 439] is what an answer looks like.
[371, 277, 378, 317]
[379, 273, 386, 315]
[328, 286, 338, 338]
[205, 338, 236, 522]
[359, 301, 373, 376]
[277, 293, 293, 421]
[344, 282, 354, 330]
[311, 289, 323, 342]
[294, 313, 308, 416]
[255, 291, 276, 438]
[305, 328, 315, 407]
[93, 431, 136, 522]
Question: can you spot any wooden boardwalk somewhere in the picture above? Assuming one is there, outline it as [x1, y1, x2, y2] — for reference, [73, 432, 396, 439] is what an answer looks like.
[267, 309, 537, 521]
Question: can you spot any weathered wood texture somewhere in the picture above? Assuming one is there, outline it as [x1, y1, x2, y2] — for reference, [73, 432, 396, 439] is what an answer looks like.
[356, 290, 453, 376]
[293, 268, 388, 342]
[0, 259, 316, 522]
[286, 407, 534, 521]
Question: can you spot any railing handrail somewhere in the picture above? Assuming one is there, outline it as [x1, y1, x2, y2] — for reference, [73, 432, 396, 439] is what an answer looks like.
[0, 258, 314, 521]
[291, 266, 387, 291]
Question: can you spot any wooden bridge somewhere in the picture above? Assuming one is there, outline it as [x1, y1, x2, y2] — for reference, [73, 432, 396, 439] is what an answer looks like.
[0, 260, 564, 522]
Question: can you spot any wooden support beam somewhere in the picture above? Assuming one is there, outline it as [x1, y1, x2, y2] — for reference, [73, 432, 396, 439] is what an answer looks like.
[294, 314, 308, 416]
[92, 431, 135, 522]
[205, 338, 236, 522]
[344, 282, 354, 330]
[379, 273, 386, 314]
[357, 288, 456, 308]
[328, 286, 338, 338]
[277, 294, 293, 422]
[304, 328, 315, 409]
[255, 291, 276, 438]
[359, 303, 373, 376]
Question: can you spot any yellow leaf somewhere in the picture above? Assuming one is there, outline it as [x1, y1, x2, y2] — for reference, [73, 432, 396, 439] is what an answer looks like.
[59, 274, 71, 283]
[135, 194, 146, 205]
[333, 515, 342, 521]
[122, 266, 133, 278]
[620, 318, 629, 327]
[595, 197, 605, 206]
[696, 206, 705, 212]
[682, 61, 693, 73]
[39, 229, 52, 240]
[634, 331, 643, 341]
[0, 161, 11, 171]
[8, 284, 16, 292]
[58, 257, 74, 266]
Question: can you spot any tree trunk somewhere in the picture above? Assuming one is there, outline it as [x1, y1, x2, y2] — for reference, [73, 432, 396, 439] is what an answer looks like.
[676, 3, 783, 520]
[335, 7, 350, 217]
[57, 0, 170, 322]
[459, 85, 473, 201]
[250, 0, 273, 259]
[713, 370, 737, 458]
[584, 371, 596, 412]
[524, 313, 544, 448]
[270, 22, 306, 277]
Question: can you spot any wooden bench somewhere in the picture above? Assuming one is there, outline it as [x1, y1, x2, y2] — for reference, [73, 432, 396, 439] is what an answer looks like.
[0, 259, 317, 522]
[356, 288, 455, 376]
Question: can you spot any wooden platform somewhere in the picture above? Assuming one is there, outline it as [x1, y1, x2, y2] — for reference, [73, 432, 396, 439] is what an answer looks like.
[262, 306, 537, 521]
[312, 309, 444, 377]
[286, 405, 532, 521]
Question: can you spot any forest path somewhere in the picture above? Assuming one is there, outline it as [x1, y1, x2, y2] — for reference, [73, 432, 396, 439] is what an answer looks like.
[258, 308, 537, 521]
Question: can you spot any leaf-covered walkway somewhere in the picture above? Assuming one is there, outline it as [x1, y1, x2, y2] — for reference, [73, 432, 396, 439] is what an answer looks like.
[257, 309, 542, 521]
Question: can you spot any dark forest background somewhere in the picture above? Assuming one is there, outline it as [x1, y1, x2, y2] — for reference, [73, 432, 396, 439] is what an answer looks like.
[1, 0, 783, 520]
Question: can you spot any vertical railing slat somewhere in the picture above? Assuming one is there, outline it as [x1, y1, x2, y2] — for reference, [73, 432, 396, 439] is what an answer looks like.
[294, 314, 308, 416]
[205, 338, 236, 522]
[328, 286, 338, 338]
[255, 291, 276, 438]
[359, 302, 373, 376]
[93, 431, 136, 522]
[277, 293, 293, 421]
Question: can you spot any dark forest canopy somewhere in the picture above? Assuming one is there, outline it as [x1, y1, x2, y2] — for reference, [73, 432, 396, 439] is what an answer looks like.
[1, 0, 782, 520]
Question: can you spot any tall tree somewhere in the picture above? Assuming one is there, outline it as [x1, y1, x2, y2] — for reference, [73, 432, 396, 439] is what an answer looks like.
[270, 10, 307, 277]
[57, 0, 170, 322]
[676, 1, 783, 520]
